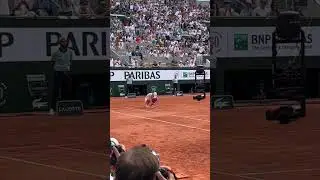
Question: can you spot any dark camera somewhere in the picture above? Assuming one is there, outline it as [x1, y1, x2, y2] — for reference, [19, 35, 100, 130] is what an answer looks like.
[110, 145, 125, 166]
[193, 94, 205, 101]
[151, 149, 177, 180]
[157, 167, 177, 180]
[159, 167, 171, 179]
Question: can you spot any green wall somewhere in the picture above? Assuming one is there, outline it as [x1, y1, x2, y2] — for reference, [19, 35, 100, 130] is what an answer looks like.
[110, 80, 192, 97]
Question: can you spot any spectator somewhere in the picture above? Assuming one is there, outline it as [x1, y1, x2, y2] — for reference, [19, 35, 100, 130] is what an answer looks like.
[56, 0, 75, 16]
[115, 145, 159, 180]
[253, 0, 271, 16]
[32, 0, 59, 16]
[212, 0, 286, 18]
[219, 1, 239, 16]
[0, 0, 10, 15]
[240, 0, 254, 16]
[14, 0, 34, 9]
[8, 0, 105, 17]
[12, 1, 36, 16]
[115, 145, 175, 180]
[152, 61, 158, 67]
[78, 3, 94, 18]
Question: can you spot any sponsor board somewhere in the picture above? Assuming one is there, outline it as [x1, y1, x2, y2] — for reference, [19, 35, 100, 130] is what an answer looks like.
[56, 100, 84, 116]
[0, 28, 109, 61]
[182, 70, 209, 79]
[110, 70, 210, 82]
[127, 93, 136, 98]
[212, 95, 234, 109]
[211, 26, 315, 57]
[0, 82, 8, 107]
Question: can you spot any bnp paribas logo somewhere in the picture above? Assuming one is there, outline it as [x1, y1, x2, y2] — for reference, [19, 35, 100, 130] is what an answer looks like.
[183, 72, 188, 78]
[234, 33, 248, 51]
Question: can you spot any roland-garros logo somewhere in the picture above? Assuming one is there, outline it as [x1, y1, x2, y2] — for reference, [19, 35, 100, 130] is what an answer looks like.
[56, 100, 83, 116]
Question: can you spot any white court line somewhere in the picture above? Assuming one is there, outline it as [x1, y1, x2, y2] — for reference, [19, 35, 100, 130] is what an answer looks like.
[0, 155, 107, 179]
[112, 110, 210, 132]
[239, 168, 320, 176]
[186, 114, 209, 118]
[49, 145, 107, 156]
[112, 104, 208, 114]
[0, 143, 79, 151]
[114, 106, 210, 123]
[0, 145, 45, 151]
[112, 100, 208, 111]
[126, 106, 209, 122]
[166, 114, 209, 122]
[213, 170, 262, 180]
[0, 143, 106, 157]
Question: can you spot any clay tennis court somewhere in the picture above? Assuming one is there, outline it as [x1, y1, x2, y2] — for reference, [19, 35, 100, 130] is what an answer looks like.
[0, 111, 108, 180]
[110, 95, 210, 179]
[213, 103, 320, 180]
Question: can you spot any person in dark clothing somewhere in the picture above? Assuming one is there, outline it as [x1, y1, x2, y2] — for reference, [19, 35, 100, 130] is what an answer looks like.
[172, 74, 178, 96]
[49, 38, 73, 115]
[126, 74, 133, 97]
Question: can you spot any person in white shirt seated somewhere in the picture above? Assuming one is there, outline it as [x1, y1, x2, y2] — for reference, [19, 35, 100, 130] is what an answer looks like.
[253, 0, 271, 17]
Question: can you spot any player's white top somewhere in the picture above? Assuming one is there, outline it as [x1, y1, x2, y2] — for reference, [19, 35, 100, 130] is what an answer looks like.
[145, 92, 157, 102]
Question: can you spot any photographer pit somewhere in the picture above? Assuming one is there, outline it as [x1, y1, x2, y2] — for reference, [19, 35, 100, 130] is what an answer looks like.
[110, 138, 177, 180]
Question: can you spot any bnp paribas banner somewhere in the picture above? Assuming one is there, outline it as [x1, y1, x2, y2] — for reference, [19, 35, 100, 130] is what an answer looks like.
[110, 69, 210, 82]
[210, 27, 315, 58]
[0, 28, 109, 62]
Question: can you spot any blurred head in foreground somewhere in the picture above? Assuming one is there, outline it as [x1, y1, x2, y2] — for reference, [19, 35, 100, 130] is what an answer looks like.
[115, 145, 159, 180]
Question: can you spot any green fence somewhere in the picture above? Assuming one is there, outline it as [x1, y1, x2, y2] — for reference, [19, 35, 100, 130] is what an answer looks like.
[110, 80, 172, 97]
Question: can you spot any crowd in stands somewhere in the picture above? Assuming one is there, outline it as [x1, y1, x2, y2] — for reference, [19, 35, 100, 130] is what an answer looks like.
[0, 0, 106, 17]
[212, 0, 273, 16]
[212, 0, 306, 17]
[110, 0, 210, 67]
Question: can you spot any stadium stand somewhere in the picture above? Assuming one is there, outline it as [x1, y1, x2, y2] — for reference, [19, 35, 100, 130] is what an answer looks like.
[0, 0, 106, 17]
[212, 0, 320, 17]
[110, 0, 210, 68]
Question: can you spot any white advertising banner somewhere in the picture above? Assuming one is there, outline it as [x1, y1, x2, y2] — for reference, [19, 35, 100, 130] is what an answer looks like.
[0, 28, 109, 61]
[211, 26, 315, 57]
[110, 69, 210, 82]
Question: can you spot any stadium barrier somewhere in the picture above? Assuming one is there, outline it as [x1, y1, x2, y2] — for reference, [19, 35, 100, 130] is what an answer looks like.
[110, 68, 211, 97]
[56, 100, 84, 116]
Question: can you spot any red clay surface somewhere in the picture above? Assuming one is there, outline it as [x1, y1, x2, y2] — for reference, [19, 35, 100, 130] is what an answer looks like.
[0, 112, 108, 180]
[110, 95, 210, 180]
[212, 104, 320, 180]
